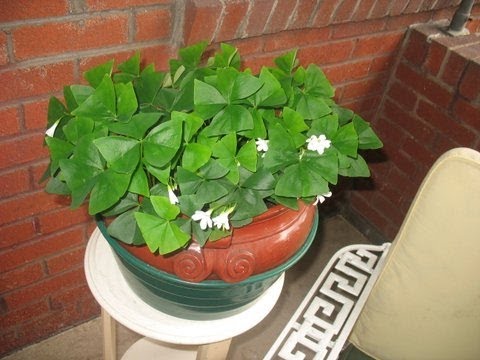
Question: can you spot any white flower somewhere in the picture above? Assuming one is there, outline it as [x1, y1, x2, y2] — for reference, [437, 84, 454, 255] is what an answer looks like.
[191, 209, 213, 230]
[314, 191, 332, 205]
[167, 185, 179, 205]
[255, 138, 269, 153]
[212, 206, 235, 231]
[45, 120, 60, 137]
[306, 134, 331, 155]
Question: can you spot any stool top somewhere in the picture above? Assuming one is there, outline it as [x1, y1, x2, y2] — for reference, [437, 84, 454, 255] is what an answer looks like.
[84, 228, 284, 345]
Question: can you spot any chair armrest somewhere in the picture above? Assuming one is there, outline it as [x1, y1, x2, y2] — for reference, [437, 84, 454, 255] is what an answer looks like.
[264, 243, 391, 360]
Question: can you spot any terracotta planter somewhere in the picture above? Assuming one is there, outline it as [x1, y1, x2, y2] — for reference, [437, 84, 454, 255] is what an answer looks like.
[98, 202, 318, 319]
[121, 201, 316, 283]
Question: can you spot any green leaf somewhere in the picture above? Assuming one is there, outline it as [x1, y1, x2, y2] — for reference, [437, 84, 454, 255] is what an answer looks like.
[193, 79, 227, 119]
[177, 41, 208, 69]
[45, 137, 74, 174]
[45, 177, 70, 195]
[67, 85, 94, 109]
[282, 107, 309, 133]
[310, 114, 339, 139]
[108, 208, 144, 245]
[134, 212, 190, 254]
[353, 115, 383, 149]
[128, 165, 150, 197]
[171, 111, 204, 142]
[275, 161, 330, 198]
[205, 104, 254, 136]
[241, 167, 275, 190]
[295, 94, 331, 120]
[47, 97, 68, 127]
[333, 122, 358, 157]
[118, 52, 140, 76]
[182, 143, 212, 172]
[102, 192, 139, 216]
[94, 137, 140, 173]
[144, 163, 170, 184]
[59, 159, 100, 208]
[143, 119, 182, 168]
[254, 67, 287, 107]
[338, 154, 371, 177]
[274, 50, 298, 74]
[150, 196, 180, 220]
[236, 140, 257, 172]
[135, 66, 166, 109]
[216, 68, 263, 102]
[63, 117, 94, 144]
[84, 60, 114, 88]
[108, 112, 161, 139]
[209, 43, 240, 69]
[229, 188, 268, 221]
[88, 170, 131, 214]
[115, 82, 138, 122]
[304, 64, 334, 98]
[72, 75, 116, 120]
[303, 149, 339, 185]
[263, 123, 298, 172]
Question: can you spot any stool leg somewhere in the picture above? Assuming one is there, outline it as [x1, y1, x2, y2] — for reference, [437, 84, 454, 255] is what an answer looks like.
[196, 338, 232, 360]
[102, 308, 117, 360]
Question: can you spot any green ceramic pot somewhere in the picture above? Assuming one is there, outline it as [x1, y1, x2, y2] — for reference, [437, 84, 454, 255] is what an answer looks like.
[97, 209, 318, 320]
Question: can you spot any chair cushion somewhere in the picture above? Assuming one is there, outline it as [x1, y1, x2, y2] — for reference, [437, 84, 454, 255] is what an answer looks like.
[349, 148, 480, 360]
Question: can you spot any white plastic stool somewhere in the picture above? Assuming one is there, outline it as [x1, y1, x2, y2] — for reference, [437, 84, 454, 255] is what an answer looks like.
[85, 228, 284, 360]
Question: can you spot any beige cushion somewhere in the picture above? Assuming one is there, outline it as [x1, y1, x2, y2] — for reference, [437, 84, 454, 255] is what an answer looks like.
[349, 147, 480, 360]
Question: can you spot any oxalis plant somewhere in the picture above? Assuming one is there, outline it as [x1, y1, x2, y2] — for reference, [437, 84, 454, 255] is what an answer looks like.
[43, 42, 382, 255]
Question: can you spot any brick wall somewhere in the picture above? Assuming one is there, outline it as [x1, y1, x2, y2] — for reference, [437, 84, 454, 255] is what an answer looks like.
[0, 0, 476, 355]
[349, 17, 480, 241]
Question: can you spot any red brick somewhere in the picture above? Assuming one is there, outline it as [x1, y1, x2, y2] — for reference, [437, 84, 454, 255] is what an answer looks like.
[0, 62, 75, 102]
[419, 0, 438, 11]
[439, 50, 467, 88]
[0, 167, 31, 199]
[395, 62, 452, 106]
[266, 0, 297, 32]
[4, 267, 86, 307]
[351, 0, 376, 21]
[0, 190, 70, 227]
[369, 53, 395, 73]
[369, 0, 391, 19]
[312, 0, 340, 27]
[242, 53, 277, 74]
[138, 44, 174, 71]
[0, 0, 68, 22]
[387, 81, 418, 111]
[215, 1, 249, 41]
[385, 12, 431, 31]
[30, 160, 50, 191]
[36, 205, 91, 234]
[403, 29, 429, 67]
[389, 0, 409, 16]
[0, 31, 8, 66]
[340, 95, 381, 118]
[49, 284, 95, 311]
[0, 106, 21, 137]
[244, 0, 275, 37]
[184, 0, 223, 44]
[0, 300, 50, 328]
[350, 192, 391, 233]
[0, 262, 45, 293]
[263, 28, 330, 52]
[432, 133, 463, 155]
[459, 61, 480, 101]
[297, 40, 355, 67]
[45, 246, 85, 274]
[331, 18, 385, 39]
[386, 148, 418, 183]
[0, 226, 85, 272]
[23, 99, 49, 131]
[353, 32, 403, 57]
[86, 0, 171, 10]
[0, 219, 37, 249]
[417, 100, 476, 146]
[371, 192, 404, 226]
[333, 0, 359, 23]
[404, 0, 423, 13]
[289, 0, 317, 29]
[423, 41, 447, 76]
[135, 7, 172, 41]
[374, 116, 408, 148]
[340, 76, 387, 101]
[0, 133, 49, 170]
[12, 15, 129, 61]
[383, 99, 435, 146]
[453, 97, 480, 129]
[323, 59, 371, 84]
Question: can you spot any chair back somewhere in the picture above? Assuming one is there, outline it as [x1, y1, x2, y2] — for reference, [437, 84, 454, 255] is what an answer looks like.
[349, 147, 480, 359]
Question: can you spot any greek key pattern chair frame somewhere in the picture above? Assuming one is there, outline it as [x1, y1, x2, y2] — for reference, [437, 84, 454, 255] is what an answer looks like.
[264, 243, 391, 360]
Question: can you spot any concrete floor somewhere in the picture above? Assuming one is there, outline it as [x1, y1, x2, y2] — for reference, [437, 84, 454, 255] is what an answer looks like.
[3, 215, 369, 360]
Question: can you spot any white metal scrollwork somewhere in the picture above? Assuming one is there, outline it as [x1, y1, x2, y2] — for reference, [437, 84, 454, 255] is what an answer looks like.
[265, 243, 391, 360]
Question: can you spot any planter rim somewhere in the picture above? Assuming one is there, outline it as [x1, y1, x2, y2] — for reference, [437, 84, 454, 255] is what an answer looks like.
[96, 207, 318, 288]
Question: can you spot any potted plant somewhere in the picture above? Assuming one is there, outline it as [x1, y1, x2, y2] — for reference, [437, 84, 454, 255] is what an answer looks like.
[43, 42, 382, 317]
